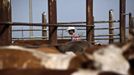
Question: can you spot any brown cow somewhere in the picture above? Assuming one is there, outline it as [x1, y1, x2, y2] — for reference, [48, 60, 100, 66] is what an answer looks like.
[0, 46, 45, 69]
[0, 43, 131, 75]
[0, 37, 133, 74]
[0, 45, 93, 70]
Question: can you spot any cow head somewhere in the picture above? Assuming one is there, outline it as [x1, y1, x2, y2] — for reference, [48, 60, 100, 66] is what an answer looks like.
[84, 44, 130, 75]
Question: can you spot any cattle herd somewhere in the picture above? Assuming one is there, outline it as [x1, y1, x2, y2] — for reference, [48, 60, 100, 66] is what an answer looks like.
[0, 29, 134, 75]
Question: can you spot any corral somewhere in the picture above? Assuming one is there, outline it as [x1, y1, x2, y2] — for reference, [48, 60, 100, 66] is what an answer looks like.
[0, 0, 133, 46]
[0, 0, 134, 75]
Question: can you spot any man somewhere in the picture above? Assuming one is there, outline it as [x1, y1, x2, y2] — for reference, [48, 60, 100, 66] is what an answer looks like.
[55, 27, 90, 53]
[67, 27, 81, 41]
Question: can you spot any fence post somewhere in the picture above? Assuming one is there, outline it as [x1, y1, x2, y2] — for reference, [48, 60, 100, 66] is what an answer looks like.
[120, 0, 126, 43]
[29, 0, 33, 38]
[109, 9, 114, 44]
[48, 0, 57, 45]
[42, 12, 47, 39]
[86, 0, 94, 45]
[0, 0, 12, 46]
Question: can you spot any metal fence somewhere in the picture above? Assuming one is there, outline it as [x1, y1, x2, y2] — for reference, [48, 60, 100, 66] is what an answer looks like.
[10, 20, 121, 44]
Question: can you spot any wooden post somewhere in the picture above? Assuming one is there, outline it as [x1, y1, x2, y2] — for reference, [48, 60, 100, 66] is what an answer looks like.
[48, 0, 57, 45]
[120, 0, 126, 43]
[86, 0, 94, 45]
[109, 9, 114, 44]
[42, 12, 47, 39]
[0, 0, 11, 46]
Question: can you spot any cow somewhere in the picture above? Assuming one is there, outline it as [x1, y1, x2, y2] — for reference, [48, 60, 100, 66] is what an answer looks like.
[0, 46, 46, 69]
[0, 43, 131, 75]
[77, 28, 134, 75]
[0, 45, 93, 70]
[0, 28, 134, 75]
[56, 40, 90, 54]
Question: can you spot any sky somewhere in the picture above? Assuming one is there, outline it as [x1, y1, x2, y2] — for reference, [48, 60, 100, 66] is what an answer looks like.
[11, 0, 134, 44]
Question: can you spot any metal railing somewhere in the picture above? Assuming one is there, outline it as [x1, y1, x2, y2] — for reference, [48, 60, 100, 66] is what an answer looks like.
[6, 20, 121, 44]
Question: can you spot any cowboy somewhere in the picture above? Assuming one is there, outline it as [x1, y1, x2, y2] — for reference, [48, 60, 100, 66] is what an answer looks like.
[67, 27, 81, 41]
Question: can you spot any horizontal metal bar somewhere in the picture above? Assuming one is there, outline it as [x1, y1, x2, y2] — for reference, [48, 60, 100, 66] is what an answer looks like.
[95, 34, 119, 37]
[12, 27, 129, 32]
[12, 37, 47, 40]
[58, 21, 86, 24]
[0, 20, 119, 26]
[95, 38, 120, 40]
[57, 20, 119, 24]
[95, 28, 118, 30]
[94, 20, 119, 23]
[12, 29, 47, 31]
[0, 22, 94, 27]
[57, 27, 129, 31]
[12, 37, 120, 40]
[34, 35, 119, 38]
[12, 28, 111, 31]
[14, 27, 125, 31]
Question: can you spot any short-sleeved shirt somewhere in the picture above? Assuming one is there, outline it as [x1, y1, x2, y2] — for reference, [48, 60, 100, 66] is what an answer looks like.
[71, 33, 81, 41]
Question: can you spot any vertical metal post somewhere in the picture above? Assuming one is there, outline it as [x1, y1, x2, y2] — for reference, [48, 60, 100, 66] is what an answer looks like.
[29, 0, 33, 38]
[129, 13, 132, 32]
[42, 12, 47, 39]
[21, 27, 24, 40]
[48, 0, 57, 45]
[109, 9, 114, 44]
[0, 0, 11, 46]
[120, 0, 126, 43]
[86, 0, 94, 45]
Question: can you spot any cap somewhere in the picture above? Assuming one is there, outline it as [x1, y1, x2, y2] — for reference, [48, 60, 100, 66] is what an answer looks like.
[67, 27, 75, 31]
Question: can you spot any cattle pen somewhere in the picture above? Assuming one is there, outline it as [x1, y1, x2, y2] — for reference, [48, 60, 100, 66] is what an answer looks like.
[0, 0, 134, 75]
[0, 0, 133, 46]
